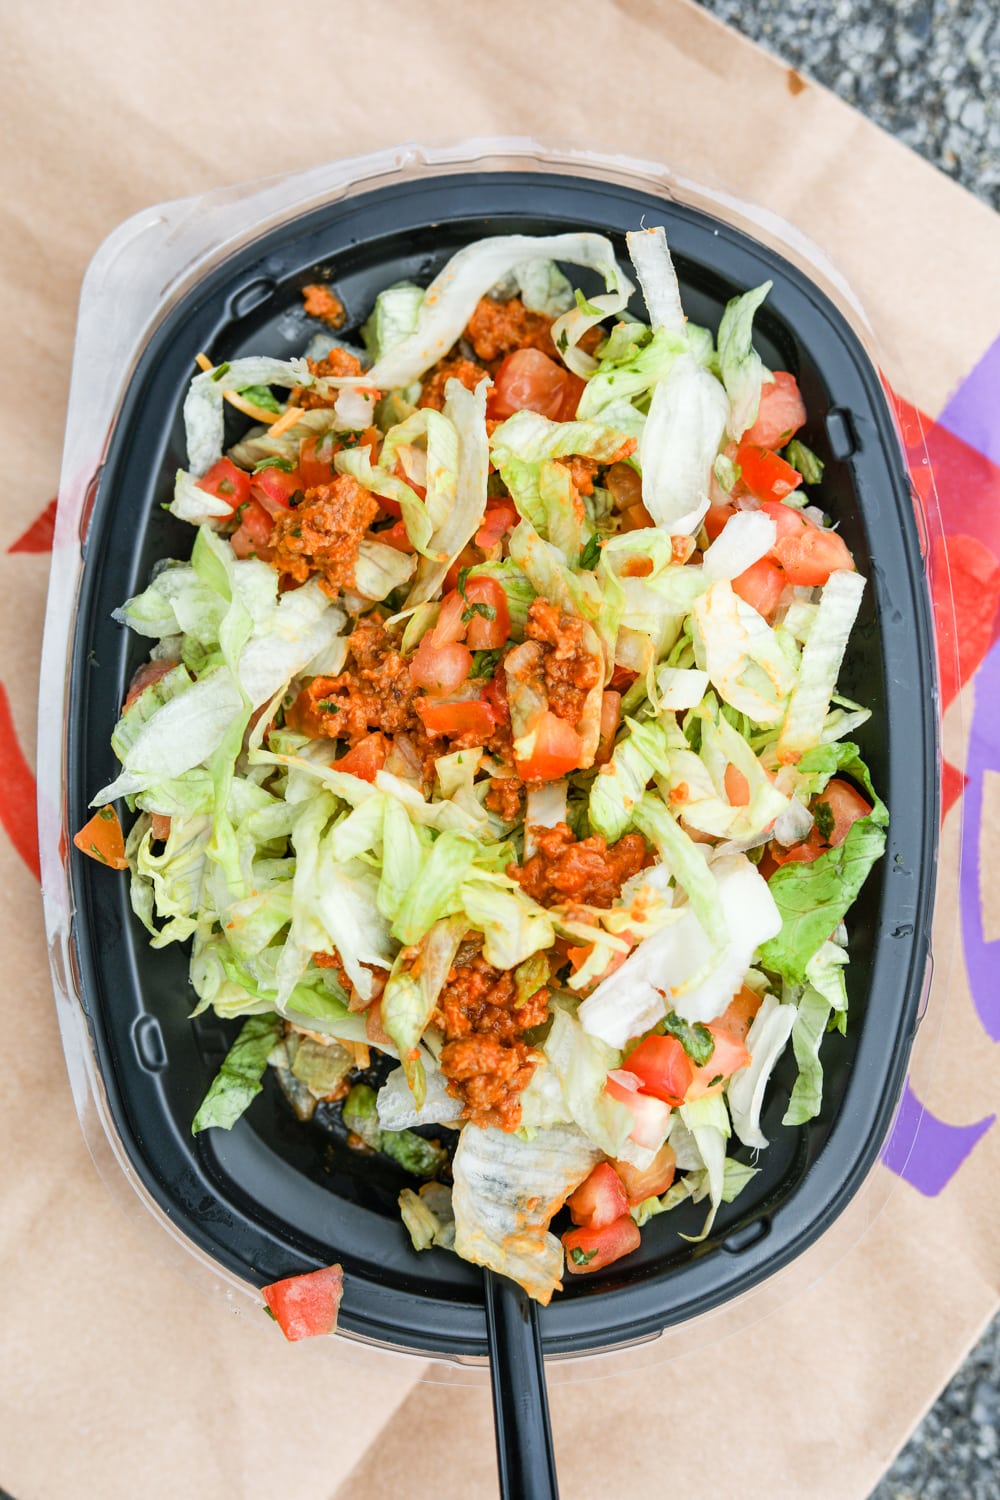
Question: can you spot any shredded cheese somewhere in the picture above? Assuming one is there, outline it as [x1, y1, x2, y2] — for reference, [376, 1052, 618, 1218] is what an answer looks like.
[194, 352, 214, 373]
[267, 405, 306, 438]
[223, 389, 286, 423]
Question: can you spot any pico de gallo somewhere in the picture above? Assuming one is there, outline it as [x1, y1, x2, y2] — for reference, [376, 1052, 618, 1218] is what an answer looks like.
[83, 226, 887, 1317]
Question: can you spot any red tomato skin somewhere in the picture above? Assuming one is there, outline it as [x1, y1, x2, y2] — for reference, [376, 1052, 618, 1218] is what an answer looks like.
[124, 657, 176, 710]
[416, 699, 496, 738]
[250, 466, 304, 513]
[444, 544, 480, 593]
[704, 502, 736, 542]
[595, 690, 622, 766]
[482, 665, 510, 724]
[196, 458, 251, 515]
[514, 709, 583, 782]
[613, 1143, 677, 1206]
[431, 591, 467, 647]
[298, 435, 337, 488]
[334, 733, 389, 783]
[685, 1029, 751, 1101]
[736, 443, 803, 503]
[229, 499, 274, 558]
[732, 556, 786, 621]
[605, 1069, 673, 1148]
[489, 349, 572, 421]
[757, 500, 854, 586]
[563, 1216, 641, 1275]
[713, 985, 763, 1044]
[463, 577, 510, 650]
[724, 763, 751, 807]
[771, 777, 872, 865]
[623, 1036, 694, 1108]
[557, 371, 587, 422]
[743, 371, 807, 450]
[376, 519, 412, 552]
[567, 1162, 630, 1228]
[409, 638, 473, 695]
[262, 1264, 344, 1342]
[475, 498, 518, 551]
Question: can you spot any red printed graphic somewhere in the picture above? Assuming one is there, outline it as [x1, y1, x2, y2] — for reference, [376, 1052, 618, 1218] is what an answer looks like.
[8, 497, 57, 554]
[0, 682, 39, 879]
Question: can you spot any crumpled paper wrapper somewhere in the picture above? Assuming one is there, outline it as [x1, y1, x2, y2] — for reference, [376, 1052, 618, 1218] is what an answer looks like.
[1, 2, 997, 1496]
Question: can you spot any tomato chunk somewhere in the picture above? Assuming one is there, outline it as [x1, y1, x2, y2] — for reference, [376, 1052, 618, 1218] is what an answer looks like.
[229, 499, 274, 558]
[123, 657, 176, 710]
[514, 709, 583, 782]
[567, 1162, 630, 1228]
[196, 458, 251, 516]
[73, 806, 128, 870]
[724, 763, 751, 807]
[736, 443, 803, 503]
[475, 497, 518, 551]
[334, 733, 389, 783]
[489, 349, 576, 421]
[563, 1216, 641, 1275]
[612, 1142, 677, 1206]
[409, 637, 473, 695]
[417, 699, 496, 739]
[250, 465, 305, 513]
[743, 371, 807, 450]
[262, 1263, 344, 1341]
[595, 690, 622, 766]
[298, 434, 338, 487]
[623, 1036, 694, 1108]
[605, 1068, 673, 1148]
[771, 777, 872, 865]
[685, 1028, 751, 1101]
[732, 556, 786, 621]
[462, 576, 510, 650]
[712, 985, 763, 1044]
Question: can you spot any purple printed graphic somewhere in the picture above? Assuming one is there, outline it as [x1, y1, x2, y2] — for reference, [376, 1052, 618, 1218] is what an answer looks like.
[939, 333, 1000, 467]
[960, 634, 1000, 1040]
[881, 1079, 995, 1196]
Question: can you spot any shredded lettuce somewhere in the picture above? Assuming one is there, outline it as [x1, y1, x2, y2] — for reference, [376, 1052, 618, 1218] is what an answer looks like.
[717, 282, 773, 441]
[191, 1014, 283, 1133]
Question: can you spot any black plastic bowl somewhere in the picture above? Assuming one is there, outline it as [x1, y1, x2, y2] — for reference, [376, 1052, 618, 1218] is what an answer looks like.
[66, 169, 936, 1360]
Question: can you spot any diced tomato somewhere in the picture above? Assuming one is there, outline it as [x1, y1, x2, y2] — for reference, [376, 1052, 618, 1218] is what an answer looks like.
[488, 349, 576, 421]
[566, 1162, 630, 1228]
[416, 698, 496, 738]
[262, 1263, 344, 1342]
[375, 519, 412, 552]
[732, 556, 786, 621]
[761, 505, 855, 587]
[250, 466, 304, 513]
[612, 1142, 677, 1206]
[334, 733, 389, 783]
[704, 502, 736, 542]
[743, 371, 807, 450]
[557, 371, 587, 423]
[431, 590, 468, 646]
[482, 664, 510, 724]
[196, 458, 251, 516]
[735, 443, 803, 503]
[475, 497, 518, 551]
[686, 1028, 751, 1101]
[514, 709, 583, 782]
[622, 1036, 693, 1108]
[229, 499, 275, 558]
[463, 576, 510, 650]
[771, 777, 872, 865]
[712, 985, 763, 1044]
[595, 690, 622, 766]
[619, 500, 656, 532]
[298, 434, 338, 487]
[444, 544, 480, 592]
[605, 1068, 673, 1148]
[123, 657, 176, 709]
[609, 664, 638, 693]
[724, 763, 751, 807]
[606, 461, 643, 512]
[409, 636, 473, 695]
[563, 1216, 641, 1275]
[73, 806, 128, 869]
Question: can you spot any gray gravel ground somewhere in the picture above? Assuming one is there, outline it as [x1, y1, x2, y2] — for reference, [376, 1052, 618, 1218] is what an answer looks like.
[686, 10, 1000, 1496]
[693, 0, 1000, 210]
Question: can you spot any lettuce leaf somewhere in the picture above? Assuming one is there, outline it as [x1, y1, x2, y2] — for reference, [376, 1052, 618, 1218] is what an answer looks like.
[191, 1013, 283, 1133]
[717, 282, 772, 441]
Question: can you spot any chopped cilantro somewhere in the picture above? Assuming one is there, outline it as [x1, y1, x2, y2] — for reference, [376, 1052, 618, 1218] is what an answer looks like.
[237, 384, 282, 414]
[97, 807, 116, 822]
[785, 439, 825, 486]
[253, 455, 294, 474]
[812, 799, 835, 842]
[574, 288, 604, 318]
[569, 1245, 597, 1266]
[462, 601, 496, 623]
[663, 1011, 716, 1067]
[470, 649, 503, 679]
[578, 534, 602, 569]
[557, 330, 569, 353]
[210, 361, 231, 382]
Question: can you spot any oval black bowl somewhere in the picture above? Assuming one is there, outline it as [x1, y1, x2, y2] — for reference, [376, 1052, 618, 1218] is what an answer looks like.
[67, 169, 936, 1360]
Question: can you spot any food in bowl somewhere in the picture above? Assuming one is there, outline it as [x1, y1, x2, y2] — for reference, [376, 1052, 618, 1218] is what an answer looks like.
[77, 224, 886, 1308]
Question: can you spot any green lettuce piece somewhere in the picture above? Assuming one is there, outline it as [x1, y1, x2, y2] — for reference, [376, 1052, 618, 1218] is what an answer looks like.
[399, 1183, 455, 1252]
[588, 735, 655, 842]
[785, 439, 824, 485]
[382, 1130, 449, 1178]
[382, 917, 467, 1106]
[289, 1035, 353, 1095]
[782, 987, 832, 1126]
[490, 409, 635, 468]
[717, 281, 772, 440]
[514, 257, 574, 317]
[459, 875, 555, 970]
[342, 1082, 383, 1148]
[191, 1013, 283, 1133]
[632, 793, 727, 949]
[466, 560, 535, 639]
[361, 281, 425, 362]
[391, 829, 484, 944]
[576, 325, 683, 420]
[777, 571, 867, 760]
[543, 1006, 632, 1158]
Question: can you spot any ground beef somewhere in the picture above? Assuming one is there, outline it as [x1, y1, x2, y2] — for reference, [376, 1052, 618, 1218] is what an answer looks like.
[524, 598, 602, 725]
[484, 775, 524, 822]
[301, 284, 346, 327]
[510, 822, 651, 909]
[292, 345, 365, 410]
[465, 296, 555, 363]
[269, 475, 379, 596]
[433, 946, 549, 1131]
[286, 618, 421, 743]
[417, 356, 489, 410]
[557, 454, 599, 496]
